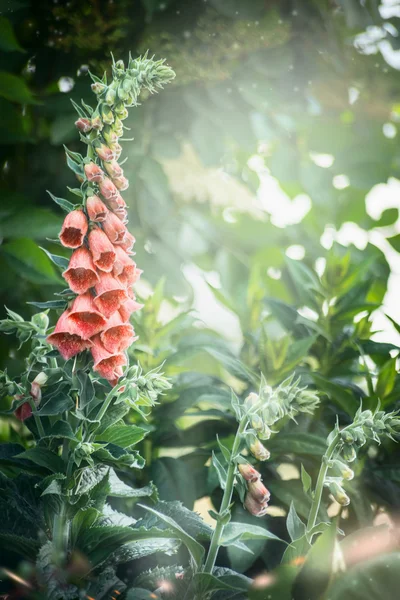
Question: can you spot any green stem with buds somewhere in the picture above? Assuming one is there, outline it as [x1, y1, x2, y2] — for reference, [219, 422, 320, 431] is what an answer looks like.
[305, 432, 340, 542]
[203, 413, 248, 573]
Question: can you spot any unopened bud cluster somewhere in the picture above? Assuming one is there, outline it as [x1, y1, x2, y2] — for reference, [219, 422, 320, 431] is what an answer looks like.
[324, 405, 400, 507]
[240, 375, 319, 463]
[238, 463, 271, 517]
[112, 364, 171, 415]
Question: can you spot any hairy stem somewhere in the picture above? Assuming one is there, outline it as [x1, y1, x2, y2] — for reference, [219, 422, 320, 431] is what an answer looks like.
[203, 414, 248, 573]
[305, 432, 340, 542]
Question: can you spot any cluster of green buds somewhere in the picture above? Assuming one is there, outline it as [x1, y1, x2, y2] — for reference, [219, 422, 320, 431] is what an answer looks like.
[0, 308, 49, 346]
[240, 374, 319, 462]
[112, 363, 171, 416]
[324, 404, 400, 506]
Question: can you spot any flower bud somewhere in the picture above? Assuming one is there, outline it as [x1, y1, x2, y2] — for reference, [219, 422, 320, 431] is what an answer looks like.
[14, 398, 32, 422]
[248, 479, 270, 503]
[91, 82, 106, 95]
[249, 439, 270, 461]
[342, 444, 357, 463]
[114, 103, 128, 120]
[244, 493, 269, 517]
[114, 59, 125, 74]
[84, 161, 104, 183]
[102, 126, 119, 145]
[238, 463, 260, 482]
[30, 382, 42, 405]
[329, 481, 350, 506]
[331, 459, 354, 481]
[99, 177, 119, 201]
[94, 143, 115, 162]
[341, 430, 354, 444]
[100, 103, 114, 124]
[86, 195, 108, 222]
[75, 117, 92, 133]
[31, 312, 49, 331]
[109, 142, 122, 159]
[244, 392, 260, 414]
[104, 159, 123, 179]
[91, 115, 103, 131]
[113, 175, 129, 191]
[113, 118, 124, 137]
[258, 424, 272, 441]
[105, 87, 116, 106]
[33, 372, 48, 386]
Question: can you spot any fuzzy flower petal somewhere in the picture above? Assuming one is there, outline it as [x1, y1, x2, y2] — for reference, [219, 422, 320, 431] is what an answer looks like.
[84, 162, 104, 183]
[94, 272, 128, 318]
[102, 211, 127, 244]
[68, 292, 107, 339]
[47, 310, 92, 359]
[59, 210, 88, 248]
[63, 246, 99, 294]
[99, 177, 119, 201]
[119, 298, 144, 322]
[100, 311, 136, 353]
[91, 335, 127, 382]
[88, 228, 116, 272]
[113, 245, 141, 286]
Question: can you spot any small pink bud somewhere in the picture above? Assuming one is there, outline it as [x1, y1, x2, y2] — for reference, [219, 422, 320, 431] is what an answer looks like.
[248, 479, 270, 504]
[84, 162, 104, 183]
[238, 463, 260, 482]
[86, 195, 108, 222]
[102, 211, 127, 244]
[249, 439, 270, 462]
[113, 175, 129, 191]
[95, 143, 115, 162]
[244, 493, 269, 517]
[30, 381, 42, 405]
[14, 399, 32, 422]
[99, 177, 119, 201]
[104, 159, 123, 179]
[88, 228, 116, 273]
[75, 118, 92, 133]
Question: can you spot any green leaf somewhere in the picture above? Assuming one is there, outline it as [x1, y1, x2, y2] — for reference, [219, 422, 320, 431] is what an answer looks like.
[292, 522, 337, 600]
[268, 433, 326, 457]
[286, 502, 306, 542]
[37, 383, 74, 416]
[0, 71, 37, 104]
[76, 370, 95, 410]
[0, 533, 39, 559]
[138, 504, 205, 569]
[0, 17, 24, 52]
[27, 300, 67, 309]
[39, 246, 69, 270]
[94, 402, 129, 435]
[47, 191, 76, 213]
[17, 447, 64, 473]
[0, 208, 61, 239]
[126, 590, 161, 600]
[387, 234, 400, 253]
[41, 420, 77, 441]
[97, 424, 148, 448]
[1, 238, 60, 284]
[70, 508, 100, 548]
[212, 452, 227, 490]
[221, 522, 283, 545]
[375, 208, 398, 227]
[108, 469, 157, 500]
[150, 457, 198, 509]
[301, 464, 312, 495]
[376, 357, 397, 400]
[194, 572, 250, 595]
[312, 374, 359, 416]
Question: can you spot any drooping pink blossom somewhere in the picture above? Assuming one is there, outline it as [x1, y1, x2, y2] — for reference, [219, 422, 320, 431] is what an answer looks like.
[63, 246, 99, 294]
[88, 228, 116, 273]
[47, 310, 92, 359]
[95, 143, 115, 162]
[93, 271, 128, 318]
[113, 245, 141, 286]
[67, 292, 108, 339]
[119, 231, 135, 253]
[59, 210, 88, 248]
[100, 311, 136, 353]
[91, 335, 127, 382]
[113, 175, 129, 191]
[119, 298, 144, 322]
[75, 118, 92, 133]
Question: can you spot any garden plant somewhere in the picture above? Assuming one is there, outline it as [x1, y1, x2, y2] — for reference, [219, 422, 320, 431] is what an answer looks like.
[2, 1, 400, 599]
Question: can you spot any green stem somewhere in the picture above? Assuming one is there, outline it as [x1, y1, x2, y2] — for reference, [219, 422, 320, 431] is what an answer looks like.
[53, 501, 69, 567]
[305, 432, 340, 542]
[203, 414, 248, 574]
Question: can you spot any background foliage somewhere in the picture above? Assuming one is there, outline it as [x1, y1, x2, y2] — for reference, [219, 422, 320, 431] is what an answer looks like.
[2, 0, 400, 597]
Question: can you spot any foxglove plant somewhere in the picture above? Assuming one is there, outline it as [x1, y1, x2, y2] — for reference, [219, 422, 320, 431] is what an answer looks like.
[0, 54, 179, 599]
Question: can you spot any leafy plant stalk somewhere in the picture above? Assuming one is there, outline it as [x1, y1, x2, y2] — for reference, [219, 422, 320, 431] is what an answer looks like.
[203, 413, 248, 573]
[305, 432, 340, 542]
